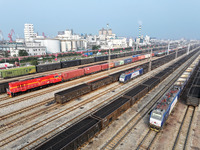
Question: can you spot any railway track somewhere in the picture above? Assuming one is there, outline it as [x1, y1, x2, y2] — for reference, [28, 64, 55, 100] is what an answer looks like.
[0, 84, 122, 147]
[0, 98, 54, 121]
[101, 51, 198, 150]
[172, 106, 195, 150]
[0, 95, 10, 102]
[1, 50, 185, 134]
[10, 66, 164, 149]
[0, 48, 193, 149]
[136, 130, 158, 150]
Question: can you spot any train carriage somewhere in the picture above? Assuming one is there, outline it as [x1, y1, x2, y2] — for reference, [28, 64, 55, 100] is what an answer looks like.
[61, 69, 84, 81]
[0, 66, 36, 78]
[36, 62, 61, 73]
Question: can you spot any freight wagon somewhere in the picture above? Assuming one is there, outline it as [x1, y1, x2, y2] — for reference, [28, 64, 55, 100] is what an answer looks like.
[83, 65, 102, 75]
[61, 59, 81, 68]
[0, 66, 36, 78]
[89, 76, 113, 91]
[92, 97, 131, 128]
[61, 69, 85, 81]
[187, 62, 200, 106]
[80, 57, 95, 65]
[36, 62, 61, 73]
[0, 80, 18, 94]
[55, 84, 91, 104]
[35, 116, 101, 150]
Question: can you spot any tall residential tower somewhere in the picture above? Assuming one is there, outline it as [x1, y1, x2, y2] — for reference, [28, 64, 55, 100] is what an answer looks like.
[24, 24, 37, 41]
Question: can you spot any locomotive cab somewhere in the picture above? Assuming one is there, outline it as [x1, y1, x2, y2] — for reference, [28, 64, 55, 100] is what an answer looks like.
[119, 74, 126, 82]
[149, 109, 164, 132]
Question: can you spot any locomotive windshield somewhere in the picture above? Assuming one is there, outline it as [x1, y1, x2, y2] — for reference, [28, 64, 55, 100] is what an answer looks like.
[152, 112, 162, 120]
[120, 74, 126, 79]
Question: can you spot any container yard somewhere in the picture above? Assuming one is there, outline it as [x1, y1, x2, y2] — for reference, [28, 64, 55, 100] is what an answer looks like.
[0, 45, 199, 150]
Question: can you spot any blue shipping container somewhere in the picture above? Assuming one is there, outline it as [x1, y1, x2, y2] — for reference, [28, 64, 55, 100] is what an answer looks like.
[124, 58, 132, 64]
[84, 52, 93, 56]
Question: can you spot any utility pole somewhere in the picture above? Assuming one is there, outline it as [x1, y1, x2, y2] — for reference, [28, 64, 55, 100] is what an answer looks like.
[175, 48, 178, 59]
[148, 48, 152, 72]
[108, 47, 110, 72]
[136, 44, 138, 51]
[187, 43, 190, 55]
[107, 23, 111, 73]
[167, 41, 170, 55]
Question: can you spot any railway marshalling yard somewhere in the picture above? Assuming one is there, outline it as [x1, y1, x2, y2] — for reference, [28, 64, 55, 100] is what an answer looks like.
[0, 48, 200, 150]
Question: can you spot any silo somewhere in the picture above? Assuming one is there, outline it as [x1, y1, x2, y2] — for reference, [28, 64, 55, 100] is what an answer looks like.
[36, 39, 60, 53]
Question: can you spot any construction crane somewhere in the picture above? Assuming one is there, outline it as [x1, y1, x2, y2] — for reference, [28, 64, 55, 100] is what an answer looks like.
[8, 29, 15, 42]
[0, 30, 4, 41]
[42, 32, 46, 38]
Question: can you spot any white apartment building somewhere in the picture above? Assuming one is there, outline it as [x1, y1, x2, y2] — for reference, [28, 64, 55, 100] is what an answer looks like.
[25, 42, 46, 55]
[24, 24, 37, 41]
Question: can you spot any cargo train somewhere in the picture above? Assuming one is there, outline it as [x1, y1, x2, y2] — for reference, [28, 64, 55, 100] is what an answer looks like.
[6, 52, 155, 97]
[54, 48, 190, 104]
[149, 56, 199, 132]
[1, 47, 186, 95]
[187, 60, 200, 106]
[35, 47, 199, 150]
[0, 51, 144, 79]
[0, 46, 178, 79]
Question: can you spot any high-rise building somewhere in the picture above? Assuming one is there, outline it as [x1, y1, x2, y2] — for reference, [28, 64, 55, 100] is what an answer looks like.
[24, 24, 37, 41]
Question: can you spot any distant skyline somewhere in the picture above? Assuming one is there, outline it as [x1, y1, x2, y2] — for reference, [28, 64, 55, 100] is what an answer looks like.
[0, 0, 200, 40]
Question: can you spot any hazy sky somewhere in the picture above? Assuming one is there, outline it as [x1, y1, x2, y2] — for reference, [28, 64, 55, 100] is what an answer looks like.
[0, 0, 199, 39]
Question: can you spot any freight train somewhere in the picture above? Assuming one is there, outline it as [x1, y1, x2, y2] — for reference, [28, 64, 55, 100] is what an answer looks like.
[54, 48, 191, 104]
[1, 47, 188, 95]
[187, 60, 200, 106]
[149, 56, 199, 132]
[0, 49, 165, 94]
[6, 53, 156, 97]
[35, 47, 199, 150]
[0, 47, 175, 79]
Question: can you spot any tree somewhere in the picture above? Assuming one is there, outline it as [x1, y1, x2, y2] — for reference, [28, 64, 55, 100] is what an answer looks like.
[92, 45, 101, 50]
[30, 60, 38, 65]
[4, 51, 9, 57]
[18, 50, 29, 56]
